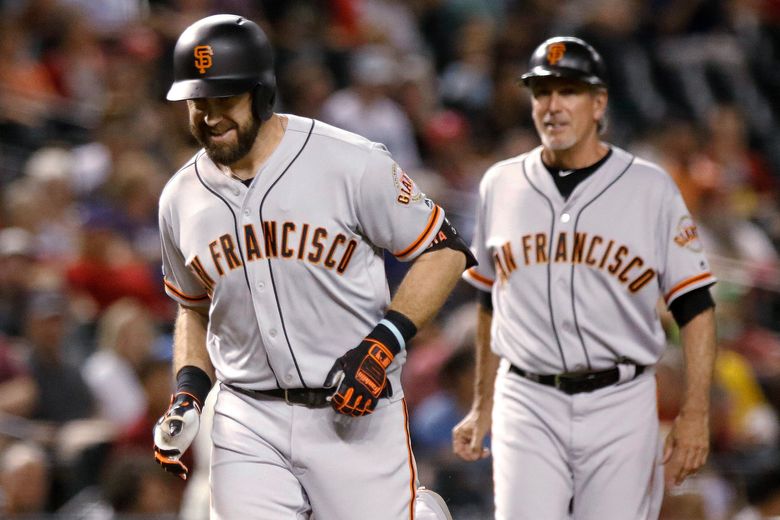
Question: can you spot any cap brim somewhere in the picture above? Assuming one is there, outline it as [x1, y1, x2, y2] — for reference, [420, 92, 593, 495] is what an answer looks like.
[520, 67, 604, 87]
[166, 77, 258, 101]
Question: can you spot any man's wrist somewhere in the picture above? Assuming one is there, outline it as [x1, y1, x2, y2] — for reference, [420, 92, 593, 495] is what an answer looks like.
[176, 365, 213, 407]
[372, 310, 417, 354]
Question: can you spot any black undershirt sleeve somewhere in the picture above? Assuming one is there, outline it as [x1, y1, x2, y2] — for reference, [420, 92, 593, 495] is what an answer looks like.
[479, 290, 493, 311]
[669, 285, 715, 327]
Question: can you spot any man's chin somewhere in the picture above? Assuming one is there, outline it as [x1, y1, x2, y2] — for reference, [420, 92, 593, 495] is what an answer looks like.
[541, 135, 577, 151]
[204, 144, 243, 166]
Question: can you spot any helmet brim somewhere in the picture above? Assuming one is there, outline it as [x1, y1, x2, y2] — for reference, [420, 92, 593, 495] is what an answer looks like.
[166, 77, 258, 101]
[520, 66, 605, 87]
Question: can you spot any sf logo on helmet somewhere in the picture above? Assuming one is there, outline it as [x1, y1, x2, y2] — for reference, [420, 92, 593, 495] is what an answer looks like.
[546, 43, 566, 65]
[193, 45, 213, 74]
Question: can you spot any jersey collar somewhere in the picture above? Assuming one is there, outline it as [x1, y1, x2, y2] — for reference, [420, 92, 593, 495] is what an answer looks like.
[524, 145, 634, 205]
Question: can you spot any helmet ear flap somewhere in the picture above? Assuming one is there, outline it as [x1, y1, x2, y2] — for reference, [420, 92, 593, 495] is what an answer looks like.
[252, 84, 275, 121]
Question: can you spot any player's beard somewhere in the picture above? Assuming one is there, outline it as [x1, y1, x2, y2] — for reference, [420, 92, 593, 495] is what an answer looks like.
[191, 116, 261, 166]
[537, 118, 580, 151]
[540, 131, 579, 151]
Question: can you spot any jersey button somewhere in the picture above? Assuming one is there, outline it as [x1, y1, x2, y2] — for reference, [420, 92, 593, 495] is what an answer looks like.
[561, 213, 571, 223]
[244, 209, 250, 216]
[257, 282, 265, 290]
[269, 329, 277, 338]
[284, 374, 293, 383]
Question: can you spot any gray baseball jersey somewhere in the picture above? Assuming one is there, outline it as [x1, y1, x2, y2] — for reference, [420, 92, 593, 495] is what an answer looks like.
[463, 145, 716, 372]
[159, 114, 444, 394]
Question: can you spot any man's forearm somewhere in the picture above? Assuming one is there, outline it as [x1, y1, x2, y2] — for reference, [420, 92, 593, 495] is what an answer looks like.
[173, 305, 215, 383]
[388, 248, 466, 328]
[473, 304, 499, 411]
[679, 307, 717, 413]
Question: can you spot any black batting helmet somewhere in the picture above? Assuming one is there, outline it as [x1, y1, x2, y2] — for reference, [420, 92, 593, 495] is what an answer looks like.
[520, 36, 606, 88]
[167, 14, 276, 120]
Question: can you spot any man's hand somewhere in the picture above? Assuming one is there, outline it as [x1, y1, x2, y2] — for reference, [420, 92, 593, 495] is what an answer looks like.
[663, 410, 709, 487]
[452, 408, 492, 461]
[153, 392, 202, 480]
[324, 338, 396, 417]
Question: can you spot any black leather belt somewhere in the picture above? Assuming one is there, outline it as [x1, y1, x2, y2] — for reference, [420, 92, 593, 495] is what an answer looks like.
[227, 384, 333, 408]
[509, 364, 645, 395]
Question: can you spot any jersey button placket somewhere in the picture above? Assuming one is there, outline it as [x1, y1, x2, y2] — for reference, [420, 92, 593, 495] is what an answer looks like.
[550, 210, 572, 359]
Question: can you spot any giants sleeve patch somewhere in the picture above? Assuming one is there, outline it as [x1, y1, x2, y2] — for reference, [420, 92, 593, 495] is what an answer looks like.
[392, 164, 424, 205]
[673, 216, 703, 252]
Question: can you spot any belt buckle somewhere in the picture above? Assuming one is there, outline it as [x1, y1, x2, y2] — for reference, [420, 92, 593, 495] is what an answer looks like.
[283, 389, 295, 406]
[554, 373, 578, 395]
[554, 374, 572, 393]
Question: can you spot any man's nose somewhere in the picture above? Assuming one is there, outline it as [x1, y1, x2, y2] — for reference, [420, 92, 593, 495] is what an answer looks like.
[203, 110, 222, 126]
[547, 91, 563, 112]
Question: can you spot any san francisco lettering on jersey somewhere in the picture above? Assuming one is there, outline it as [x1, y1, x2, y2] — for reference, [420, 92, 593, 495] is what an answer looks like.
[189, 219, 358, 290]
[494, 231, 656, 293]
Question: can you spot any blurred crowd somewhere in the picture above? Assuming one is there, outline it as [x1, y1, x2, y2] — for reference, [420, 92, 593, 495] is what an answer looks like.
[0, 0, 778, 518]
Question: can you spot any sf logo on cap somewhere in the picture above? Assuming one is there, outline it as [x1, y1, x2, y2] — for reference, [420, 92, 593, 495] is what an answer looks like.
[547, 43, 566, 65]
[193, 45, 213, 74]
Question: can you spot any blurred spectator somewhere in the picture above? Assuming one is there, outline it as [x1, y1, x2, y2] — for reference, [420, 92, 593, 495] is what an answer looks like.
[0, 442, 50, 517]
[82, 298, 156, 428]
[101, 451, 183, 518]
[114, 356, 173, 453]
[279, 58, 335, 119]
[705, 104, 776, 195]
[713, 348, 778, 451]
[65, 205, 168, 317]
[0, 334, 36, 417]
[438, 17, 495, 122]
[321, 45, 421, 167]
[0, 19, 59, 142]
[21, 147, 83, 264]
[0, 227, 38, 338]
[22, 289, 95, 423]
[40, 6, 108, 132]
[103, 151, 168, 264]
[412, 344, 477, 455]
[354, 0, 426, 54]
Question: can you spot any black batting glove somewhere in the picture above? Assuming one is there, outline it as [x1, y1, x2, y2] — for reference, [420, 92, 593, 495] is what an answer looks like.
[324, 338, 397, 416]
[324, 311, 416, 417]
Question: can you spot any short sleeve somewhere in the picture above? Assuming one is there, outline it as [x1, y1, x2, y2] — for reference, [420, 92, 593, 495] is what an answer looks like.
[159, 204, 210, 308]
[462, 177, 495, 292]
[356, 145, 445, 262]
[659, 180, 716, 306]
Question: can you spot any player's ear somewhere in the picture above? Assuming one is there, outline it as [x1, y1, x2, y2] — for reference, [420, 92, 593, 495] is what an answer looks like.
[591, 87, 608, 124]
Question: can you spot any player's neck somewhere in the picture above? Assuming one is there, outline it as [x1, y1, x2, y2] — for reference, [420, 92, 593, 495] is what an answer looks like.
[224, 114, 287, 180]
[542, 140, 609, 171]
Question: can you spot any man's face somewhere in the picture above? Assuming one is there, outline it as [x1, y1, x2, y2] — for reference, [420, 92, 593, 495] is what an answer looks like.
[529, 77, 607, 152]
[188, 93, 261, 165]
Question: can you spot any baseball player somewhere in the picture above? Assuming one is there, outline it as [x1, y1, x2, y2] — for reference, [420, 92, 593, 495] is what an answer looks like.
[151, 15, 471, 520]
[452, 37, 718, 519]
